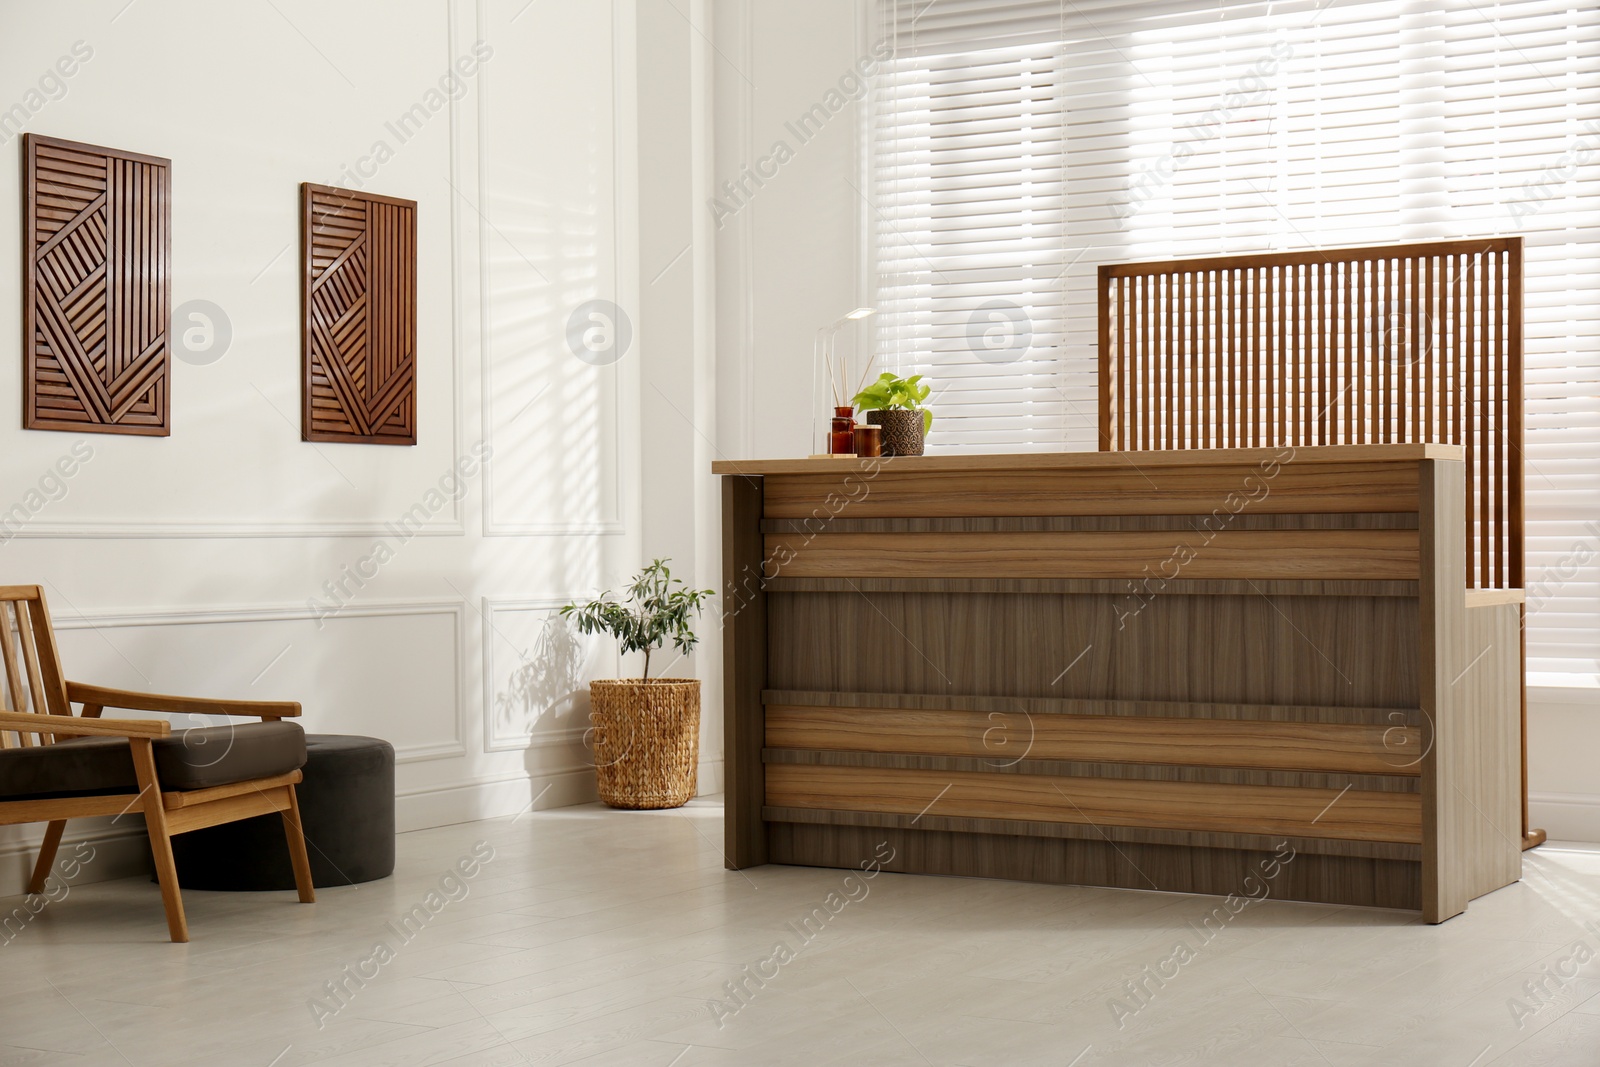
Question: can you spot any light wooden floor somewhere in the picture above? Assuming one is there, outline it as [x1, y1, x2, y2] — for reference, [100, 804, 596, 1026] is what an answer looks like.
[2, 797, 1599, 1066]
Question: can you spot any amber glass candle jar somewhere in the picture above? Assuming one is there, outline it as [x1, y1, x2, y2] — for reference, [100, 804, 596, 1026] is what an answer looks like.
[852, 424, 882, 457]
[829, 406, 856, 455]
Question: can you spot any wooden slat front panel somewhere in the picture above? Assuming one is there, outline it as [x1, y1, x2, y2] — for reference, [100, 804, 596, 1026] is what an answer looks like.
[766, 706, 1421, 777]
[767, 591, 1419, 708]
[768, 821, 1424, 911]
[766, 764, 1420, 844]
[765, 530, 1419, 581]
[763, 463, 1418, 520]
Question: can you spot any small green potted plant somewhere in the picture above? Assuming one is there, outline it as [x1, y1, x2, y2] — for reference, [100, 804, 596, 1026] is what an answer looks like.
[560, 560, 714, 809]
[851, 372, 933, 456]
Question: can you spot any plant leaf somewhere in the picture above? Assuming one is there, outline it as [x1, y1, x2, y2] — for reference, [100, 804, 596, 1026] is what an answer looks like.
[848, 371, 934, 423]
[556, 560, 715, 670]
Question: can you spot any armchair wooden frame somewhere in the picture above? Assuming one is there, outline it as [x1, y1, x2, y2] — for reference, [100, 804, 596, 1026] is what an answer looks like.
[0, 585, 315, 942]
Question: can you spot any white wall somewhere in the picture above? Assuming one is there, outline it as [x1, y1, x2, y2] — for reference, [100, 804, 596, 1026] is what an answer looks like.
[638, 0, 724, 779]
[1528, 687, 1600, 842]
[0, 0, 723, 891]
[712, 0, 869, 463]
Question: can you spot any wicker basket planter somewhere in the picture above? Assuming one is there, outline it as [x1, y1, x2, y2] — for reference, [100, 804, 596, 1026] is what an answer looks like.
[587, 678, 701, 809]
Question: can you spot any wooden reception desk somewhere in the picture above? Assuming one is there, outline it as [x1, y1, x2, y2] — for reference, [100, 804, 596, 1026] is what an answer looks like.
[714, 445, 1523, 922]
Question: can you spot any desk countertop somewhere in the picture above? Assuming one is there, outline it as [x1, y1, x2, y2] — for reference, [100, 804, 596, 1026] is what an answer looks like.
[711, 442, 1464, 477]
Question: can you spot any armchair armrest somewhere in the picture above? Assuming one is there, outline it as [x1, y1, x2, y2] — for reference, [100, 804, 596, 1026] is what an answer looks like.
[65, 682, 302, 720]
[0, 709, 170, 739]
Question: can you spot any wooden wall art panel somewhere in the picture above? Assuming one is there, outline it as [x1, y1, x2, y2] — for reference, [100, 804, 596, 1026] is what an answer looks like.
[22, 135, 171, 436]
[300, 183, 417, 445]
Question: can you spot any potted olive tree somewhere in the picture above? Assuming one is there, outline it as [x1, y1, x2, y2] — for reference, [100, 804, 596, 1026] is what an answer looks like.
[560, 560, 714, 809]
[852, 372, 934, 456]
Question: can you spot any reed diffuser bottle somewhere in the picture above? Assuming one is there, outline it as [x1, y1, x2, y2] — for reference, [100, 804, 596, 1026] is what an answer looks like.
[811, 307, 876, 457]
[829, 406, 856, 455]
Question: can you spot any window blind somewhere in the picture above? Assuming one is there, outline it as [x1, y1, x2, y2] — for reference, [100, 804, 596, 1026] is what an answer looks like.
[869, 0, 1600, 683]
[871, 0, 1071, 451]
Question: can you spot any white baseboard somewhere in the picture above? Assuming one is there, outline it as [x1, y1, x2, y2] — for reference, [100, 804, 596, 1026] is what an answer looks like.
[0, 819, 151, 898]
[396, 767, 602, 831]
[397, 760, 726, 830]
[0, 761, 730, 896]
[697, 758, 724, 797]
[0, 773, 601, 898]
[1530, 792, 1600, 845]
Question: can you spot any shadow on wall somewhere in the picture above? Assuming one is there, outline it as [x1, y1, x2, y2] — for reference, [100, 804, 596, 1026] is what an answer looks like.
[494, 612, 587, 745]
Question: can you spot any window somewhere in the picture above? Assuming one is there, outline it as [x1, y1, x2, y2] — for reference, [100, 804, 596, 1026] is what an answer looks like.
[871, 1, 1070, 451]
[870, 0, 1600, 683]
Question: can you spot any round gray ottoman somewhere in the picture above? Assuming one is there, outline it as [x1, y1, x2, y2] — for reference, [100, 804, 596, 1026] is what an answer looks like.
[170, 734, 395, 890]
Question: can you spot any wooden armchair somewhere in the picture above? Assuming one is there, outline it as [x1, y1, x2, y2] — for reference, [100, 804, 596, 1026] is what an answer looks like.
[0, 585, 314, 942]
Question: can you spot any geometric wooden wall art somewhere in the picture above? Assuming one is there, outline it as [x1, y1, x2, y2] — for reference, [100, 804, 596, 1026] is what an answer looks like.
[22, 134, 172, 436]
[300, 183, 417, 445]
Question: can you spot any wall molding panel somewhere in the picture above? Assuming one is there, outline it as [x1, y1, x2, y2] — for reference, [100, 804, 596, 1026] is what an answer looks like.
[4, 521, 466, 540]
[52, 598, 469, 766]
[481, 596, 599, 754]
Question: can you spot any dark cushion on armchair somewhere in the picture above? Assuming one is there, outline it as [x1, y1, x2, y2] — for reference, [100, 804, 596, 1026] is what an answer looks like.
[0, 722, 306, 799]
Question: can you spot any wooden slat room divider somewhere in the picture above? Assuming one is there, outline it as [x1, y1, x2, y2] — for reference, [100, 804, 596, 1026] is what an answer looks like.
[1097, 238, 1523, 592]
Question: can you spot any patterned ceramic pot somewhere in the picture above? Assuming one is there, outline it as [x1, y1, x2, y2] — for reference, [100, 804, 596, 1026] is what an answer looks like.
[866, 409, 925, 456]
